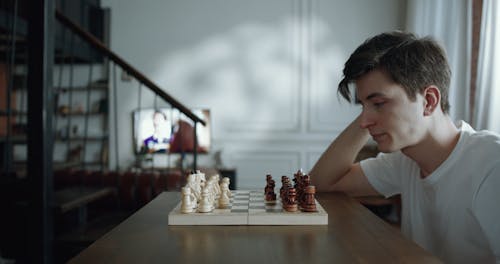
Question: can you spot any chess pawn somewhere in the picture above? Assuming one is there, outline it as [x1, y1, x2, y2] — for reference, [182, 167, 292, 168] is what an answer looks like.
[198, 187, 213, 213]
[301, 185, 317, 212]
[284, 187, 298, 212]
[222, 177, 232, 197]
[181, 187, 195, 213]
[218, 182, 231, 208]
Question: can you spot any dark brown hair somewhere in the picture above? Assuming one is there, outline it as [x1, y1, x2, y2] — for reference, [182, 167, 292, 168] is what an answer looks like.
[338, 31, 451, 113]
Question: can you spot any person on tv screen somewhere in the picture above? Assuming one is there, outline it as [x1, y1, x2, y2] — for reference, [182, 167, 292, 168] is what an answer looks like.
[143, 110, 170, 153]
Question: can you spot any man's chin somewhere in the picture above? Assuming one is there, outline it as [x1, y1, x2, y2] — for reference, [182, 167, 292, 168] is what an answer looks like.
[376, 143, 398, 153]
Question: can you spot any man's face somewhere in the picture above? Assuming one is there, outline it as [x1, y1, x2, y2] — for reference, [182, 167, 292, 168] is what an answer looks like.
[153, 112, 165, 127]
[355, 69, 427, 153]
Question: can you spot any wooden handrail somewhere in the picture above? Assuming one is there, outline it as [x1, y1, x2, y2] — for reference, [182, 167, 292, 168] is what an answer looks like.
[54, 9, 206, 126]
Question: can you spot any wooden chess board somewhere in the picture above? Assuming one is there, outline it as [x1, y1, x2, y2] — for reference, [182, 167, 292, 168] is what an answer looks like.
[168, 190, 328, 225]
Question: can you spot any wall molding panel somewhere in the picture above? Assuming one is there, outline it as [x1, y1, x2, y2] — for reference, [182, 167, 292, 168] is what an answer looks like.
[104, 0, 407, 186]
[227, 150, 301, 188]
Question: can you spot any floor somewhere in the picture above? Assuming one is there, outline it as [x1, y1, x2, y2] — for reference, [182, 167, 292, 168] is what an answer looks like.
[54, 209, 133, 263]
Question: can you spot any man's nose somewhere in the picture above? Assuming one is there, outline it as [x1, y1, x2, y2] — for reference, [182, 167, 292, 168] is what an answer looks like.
[359, 109, 375, 129]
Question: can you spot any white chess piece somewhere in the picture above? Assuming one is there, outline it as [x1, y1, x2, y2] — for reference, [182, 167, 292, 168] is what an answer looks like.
[215, 174, 221, 194]
[198, 187, 213, 213]
[186, 173, 201, 202]
[207, 179, 217, 208]
[196, 171, 206, 189]
[218, 182, 230, 209]
[180, 187, 195, 213]
[222, 177, 232, 197]
[209, 175, 221, 197]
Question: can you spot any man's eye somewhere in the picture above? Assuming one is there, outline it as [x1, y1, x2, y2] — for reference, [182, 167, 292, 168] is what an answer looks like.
[374, 102, 385, 108]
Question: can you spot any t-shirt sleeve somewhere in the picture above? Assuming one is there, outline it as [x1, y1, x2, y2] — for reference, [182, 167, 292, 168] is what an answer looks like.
[473, 163, 500, 262]
[359, 152, 402, 198]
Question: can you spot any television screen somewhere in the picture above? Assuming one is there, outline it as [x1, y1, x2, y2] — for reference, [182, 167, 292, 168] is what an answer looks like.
[133, 108, 211, 154]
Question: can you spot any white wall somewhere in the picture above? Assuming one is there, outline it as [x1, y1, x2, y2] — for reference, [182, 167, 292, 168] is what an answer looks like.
[101, 0, 406, 188]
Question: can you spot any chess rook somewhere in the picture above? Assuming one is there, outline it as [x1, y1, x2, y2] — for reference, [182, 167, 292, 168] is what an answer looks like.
[301, 185, 317, 212]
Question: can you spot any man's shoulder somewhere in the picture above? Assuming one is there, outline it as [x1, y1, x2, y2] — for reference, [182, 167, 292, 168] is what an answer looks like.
[459, 128, 500, 184]
[468, 129, 500, 142]
[463, 128, 500, 155]
[460, 121, 500, 145]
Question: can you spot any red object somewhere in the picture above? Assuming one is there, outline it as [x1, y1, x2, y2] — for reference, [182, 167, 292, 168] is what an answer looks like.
[169, 120, 207, 153]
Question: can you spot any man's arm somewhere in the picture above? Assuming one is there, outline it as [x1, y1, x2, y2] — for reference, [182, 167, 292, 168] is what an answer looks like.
[310, 115, 380, 197]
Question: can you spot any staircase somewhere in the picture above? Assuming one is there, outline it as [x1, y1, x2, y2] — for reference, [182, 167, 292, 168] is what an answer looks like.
[0, 1, 206, 263]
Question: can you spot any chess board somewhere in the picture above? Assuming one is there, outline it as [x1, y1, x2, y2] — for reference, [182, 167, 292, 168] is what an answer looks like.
[168, 190, 328, 225]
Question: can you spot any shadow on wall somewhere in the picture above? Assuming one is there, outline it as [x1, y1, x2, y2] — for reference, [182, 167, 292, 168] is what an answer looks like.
[151, 16, 346, 135]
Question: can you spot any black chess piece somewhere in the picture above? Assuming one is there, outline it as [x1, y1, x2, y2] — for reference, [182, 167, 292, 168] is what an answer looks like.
[284, 187, 298, 212]
[265, 179, 276, 202]
[301, 185, 317, 212]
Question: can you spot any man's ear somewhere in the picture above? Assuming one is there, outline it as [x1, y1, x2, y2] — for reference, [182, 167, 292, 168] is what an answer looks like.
[423, 86, 441, 116]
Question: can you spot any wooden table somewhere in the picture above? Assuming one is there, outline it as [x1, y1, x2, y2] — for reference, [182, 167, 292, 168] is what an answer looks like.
[69, 192, 442, 264]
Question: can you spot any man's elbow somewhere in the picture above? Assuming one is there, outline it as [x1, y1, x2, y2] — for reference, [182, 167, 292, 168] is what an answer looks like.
[310, 175, 337, 193]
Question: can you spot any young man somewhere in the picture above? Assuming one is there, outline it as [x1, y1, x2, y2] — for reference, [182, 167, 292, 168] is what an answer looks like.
[310, 31, 499, 263]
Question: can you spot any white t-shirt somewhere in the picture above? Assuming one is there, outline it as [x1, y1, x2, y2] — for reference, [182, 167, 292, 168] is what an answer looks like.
[360, 121, 500, 264]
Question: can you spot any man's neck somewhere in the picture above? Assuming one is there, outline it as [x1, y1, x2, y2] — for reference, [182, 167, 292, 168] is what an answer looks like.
[402, 115, 460, 178]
